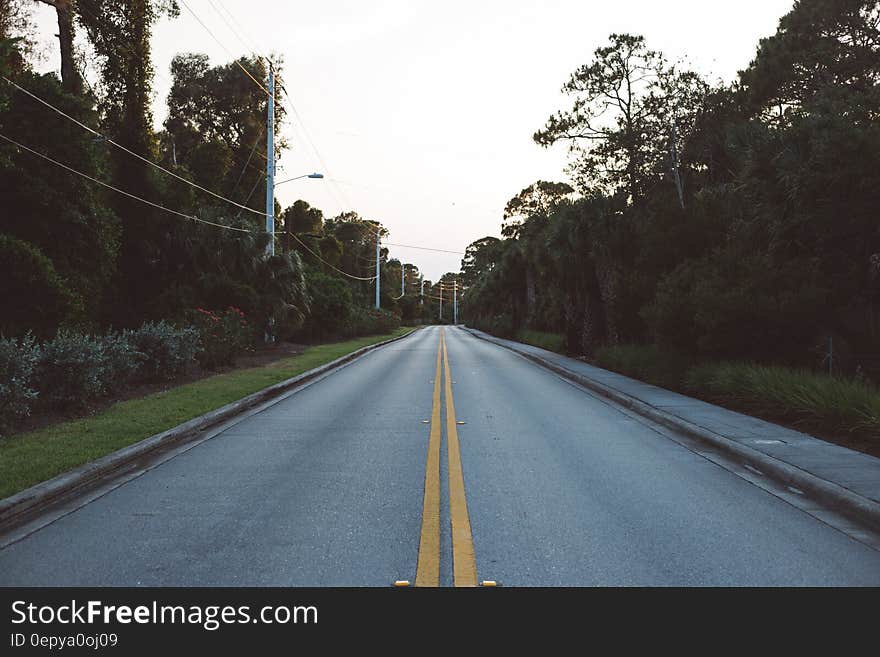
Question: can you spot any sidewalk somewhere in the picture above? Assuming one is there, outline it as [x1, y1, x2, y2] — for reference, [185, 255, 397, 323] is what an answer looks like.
[464, 328, 880, 513]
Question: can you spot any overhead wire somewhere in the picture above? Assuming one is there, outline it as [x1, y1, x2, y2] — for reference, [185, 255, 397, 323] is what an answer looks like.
[0, 75, 267, 217]
[287, 231, 376, 281]
[206, 0, 267, 62]
[0, 132, 252, 233]
[178, 0, 271, 96]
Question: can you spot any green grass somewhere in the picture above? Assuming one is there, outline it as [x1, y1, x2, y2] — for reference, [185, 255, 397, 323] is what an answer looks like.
[595, 343, 880, 442]
[595, 344, 694, 390]
[686, 362, 880, 437]
[0, 327, 415, 499]
[515, 329, 566, 354]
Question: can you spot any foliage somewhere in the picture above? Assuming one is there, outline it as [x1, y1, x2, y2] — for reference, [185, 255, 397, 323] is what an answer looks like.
[294, 273, 353, 341]
[515, 330, 566, 354]
[0, 327, 414, 498]
[189, 307, 253, 370]
[342, 306, 400, 338]
[0, 333, 39, 431]
[35, 330, 110, 409]
[686, 362, 880, 437]
[126, 320, 199, 382]
[0, 235, 80, 339]
[594, 344, 694, 390]
[462, 10, 880, 385]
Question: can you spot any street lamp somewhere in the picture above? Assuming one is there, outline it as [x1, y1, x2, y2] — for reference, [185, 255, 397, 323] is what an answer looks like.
[274, 172, 324, 187]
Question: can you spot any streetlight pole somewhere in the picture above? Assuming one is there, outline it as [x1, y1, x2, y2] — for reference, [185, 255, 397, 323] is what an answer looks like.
[265, 64, 275, 256]
[375, 234, 381, 309]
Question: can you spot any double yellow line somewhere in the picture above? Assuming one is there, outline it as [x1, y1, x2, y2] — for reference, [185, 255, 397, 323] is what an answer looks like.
[414, 328, 478, 587]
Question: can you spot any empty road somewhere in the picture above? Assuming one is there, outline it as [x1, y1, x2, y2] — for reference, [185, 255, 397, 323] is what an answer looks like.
[1, 326, 878, 586]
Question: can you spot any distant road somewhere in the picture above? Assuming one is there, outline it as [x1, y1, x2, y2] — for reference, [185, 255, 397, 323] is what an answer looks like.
[1, 326, 878, 586]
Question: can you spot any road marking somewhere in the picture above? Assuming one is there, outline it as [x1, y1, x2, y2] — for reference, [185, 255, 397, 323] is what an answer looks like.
[443, 329, 478, 587]
[414, 331, 443, 587]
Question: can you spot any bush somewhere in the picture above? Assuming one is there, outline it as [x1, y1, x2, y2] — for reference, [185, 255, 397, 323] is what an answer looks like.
[471, 313, 514, 338]
[35, 330, 109, 409]
[103, 331, 146, 387]
[342, 306, 400, 338]
[0, 235, 80, 339]
[594, 344, 694, 389]
[516, 329, 566, 353]
[126, 321, 199, 382]
[296, 273, 352, 341]
[0, 333, 40, 430]
[685, 362, 880, 437]
[189, 307, 253, 370]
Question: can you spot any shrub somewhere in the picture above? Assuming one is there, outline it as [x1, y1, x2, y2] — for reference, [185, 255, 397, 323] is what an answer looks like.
[516, 329, 565, 353]
[0, 235, 80, 339]
[0, 333, 40, 430]
[189, 307, 253, 370]
[35, 330, 109, 409]
[342, 306, 401, 338]
[296, 273, 352, 341]
[126, 321, 199, 382]
[103, 331, 146, 387]
[594, 344, 694, 389]
[685, 362, 880, 436]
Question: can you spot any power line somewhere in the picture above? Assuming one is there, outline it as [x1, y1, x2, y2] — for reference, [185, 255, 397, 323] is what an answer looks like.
[288, 231, 376, 281]
[229, 127, 265, 199]
[206, 0, 267, 62]
[0, 131, 252, 233]
[385, 242, 464, 255]
[178, 0, 270, 96]
[1, 75, 267, 217]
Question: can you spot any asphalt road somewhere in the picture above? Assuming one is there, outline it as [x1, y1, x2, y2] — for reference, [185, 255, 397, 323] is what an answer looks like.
[1, 326, 878, 586]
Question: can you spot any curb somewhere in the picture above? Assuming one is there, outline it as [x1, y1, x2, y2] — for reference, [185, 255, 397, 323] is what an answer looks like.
[463, 327, 880, 534]
[0, 328, 422, 534]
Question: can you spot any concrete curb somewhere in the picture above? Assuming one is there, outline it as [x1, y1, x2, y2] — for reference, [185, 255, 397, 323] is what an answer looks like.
[0, 328, 422, 533]
[463, 327, 880, 534]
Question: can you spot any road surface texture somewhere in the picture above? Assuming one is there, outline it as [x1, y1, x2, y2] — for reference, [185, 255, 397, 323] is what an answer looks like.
[1, 326, 878, 586]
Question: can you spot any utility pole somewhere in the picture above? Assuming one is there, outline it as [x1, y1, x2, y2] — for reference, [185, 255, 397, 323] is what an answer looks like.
[401, 264, 405, 298]
[453, 280, 458, 325]
[374, 233, 381, 309]
[265, 64, 275, 256]
[439, 283, 443, 322]
[420, 277, 425, 305]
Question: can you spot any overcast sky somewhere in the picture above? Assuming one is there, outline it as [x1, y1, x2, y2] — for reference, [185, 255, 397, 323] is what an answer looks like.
[30, 0, 794, 280]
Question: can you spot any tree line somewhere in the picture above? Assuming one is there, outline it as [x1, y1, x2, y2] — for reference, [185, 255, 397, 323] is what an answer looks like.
[460, 0, 879, 378]
[0, 0, 440, 346]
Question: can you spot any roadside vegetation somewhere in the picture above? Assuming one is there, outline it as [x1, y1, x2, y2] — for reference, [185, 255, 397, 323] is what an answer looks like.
[514, 330, 566, 354]
[594, 344, 880, 452]
[0, 3, 447, 441]
[0, 327, 415, 499]
[460, 2, 880, 447]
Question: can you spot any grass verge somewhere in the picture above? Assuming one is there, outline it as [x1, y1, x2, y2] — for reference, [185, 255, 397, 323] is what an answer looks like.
[515, 329, 566, 354]
[595, 343, 880, 453]
[0, 327, 415, 499]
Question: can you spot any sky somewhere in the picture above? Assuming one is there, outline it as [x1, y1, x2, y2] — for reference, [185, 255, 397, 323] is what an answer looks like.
[29, 0, 795, 280]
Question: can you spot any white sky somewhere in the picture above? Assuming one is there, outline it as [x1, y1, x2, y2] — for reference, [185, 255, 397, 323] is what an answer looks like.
[29, 0, 794, 280]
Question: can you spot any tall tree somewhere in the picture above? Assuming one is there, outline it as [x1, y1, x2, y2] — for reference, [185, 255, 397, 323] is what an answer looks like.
[534, 33, 708, 204]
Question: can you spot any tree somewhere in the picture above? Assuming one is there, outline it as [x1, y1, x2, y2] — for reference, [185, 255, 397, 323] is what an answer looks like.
[501, 180, 573, 238]
[34, 0, 80, 93]
[534, 33, 709, 204]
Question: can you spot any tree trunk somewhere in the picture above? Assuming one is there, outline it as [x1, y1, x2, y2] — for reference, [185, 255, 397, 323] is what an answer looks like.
[38, 0, 81, 94]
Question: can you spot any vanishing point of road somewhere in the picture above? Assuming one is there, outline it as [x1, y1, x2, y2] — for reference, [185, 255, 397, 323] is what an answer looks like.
[1, 326, 878, 586]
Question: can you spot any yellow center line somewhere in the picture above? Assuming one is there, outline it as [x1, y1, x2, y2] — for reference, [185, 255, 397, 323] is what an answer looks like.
[443, 329, 478, 587]
[414, 329, 443, 587]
